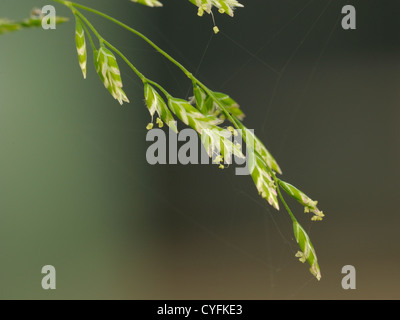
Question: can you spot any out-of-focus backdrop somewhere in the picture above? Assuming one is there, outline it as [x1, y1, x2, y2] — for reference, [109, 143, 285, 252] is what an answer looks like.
[1, 0, 399, 299]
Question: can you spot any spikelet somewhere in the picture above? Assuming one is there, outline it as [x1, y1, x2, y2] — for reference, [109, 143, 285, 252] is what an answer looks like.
[201, 127, 245, 164]
[279, 180, 325, 221]
[75, 18, 87, 79]
[130, 0, 163, 7]
[293, 221, 322, 281]
[94, 46, 129, 105]
[144, 84, 178, 133]
[168, 97, 244, 163]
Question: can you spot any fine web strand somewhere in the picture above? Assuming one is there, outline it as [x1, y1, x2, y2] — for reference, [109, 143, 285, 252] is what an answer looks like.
[122, 1, 342, 295]
[185, 30, 215, 99]
[261, 0, 334, 132]
[276, 1, 344, 156]
[219, 0, 316, 90]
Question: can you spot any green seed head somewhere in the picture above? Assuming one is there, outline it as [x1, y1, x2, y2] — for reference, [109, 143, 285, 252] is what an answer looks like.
[293, 221, 322, 281]
[94, 46, 129, 105]
[144, 84, 178, 133]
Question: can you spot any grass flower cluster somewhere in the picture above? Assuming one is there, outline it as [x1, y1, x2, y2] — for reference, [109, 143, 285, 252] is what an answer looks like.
[1, 0, 325, 281]
[132, 0, 244, 17]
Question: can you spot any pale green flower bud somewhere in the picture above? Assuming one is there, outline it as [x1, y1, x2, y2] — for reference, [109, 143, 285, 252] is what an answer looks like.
[75, 19, 87, 79]
[130, 0, 163, 7]
[279, 180, 325, 221]
[94, 46, 129, 105]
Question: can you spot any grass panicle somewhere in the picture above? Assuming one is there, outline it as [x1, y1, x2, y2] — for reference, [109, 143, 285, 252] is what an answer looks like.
[200, 127, 245, 164]
[94, 46, 129, 105]
[251, 153, 280, 210]
[168, 97, 223, 133]
[68, 1, 324, 280]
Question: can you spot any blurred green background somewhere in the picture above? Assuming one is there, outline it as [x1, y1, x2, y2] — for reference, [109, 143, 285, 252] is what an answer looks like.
[1, 0, 399, 299]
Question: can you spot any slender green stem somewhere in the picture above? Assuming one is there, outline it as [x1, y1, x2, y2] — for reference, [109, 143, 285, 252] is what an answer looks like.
[51, 0, 69, 5]
[72, 10, 102, 42]
[49, 1, 320, 278]
[103, 40, 147, 82]
[272, 173, 297, 223]
[146, 80, 173, 99]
